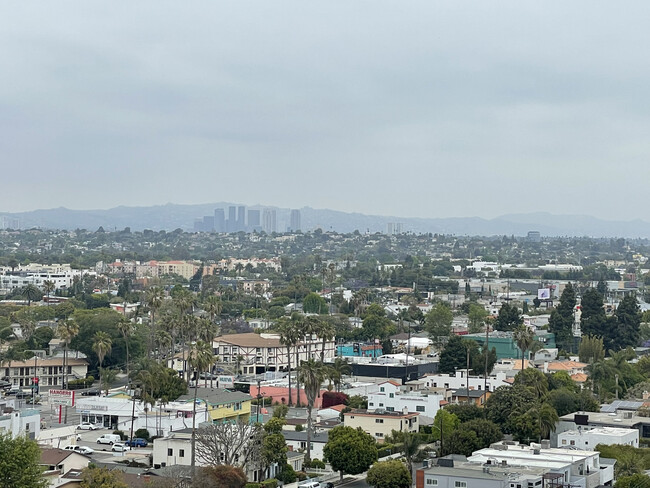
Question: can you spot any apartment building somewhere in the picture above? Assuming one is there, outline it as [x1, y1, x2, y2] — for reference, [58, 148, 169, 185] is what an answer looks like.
[212, 333, 335, 375]
[367, 380, 444, 424]
[0, 264, 77, 293]
[1, 356, 88, 388]
[416, 370, 511, 393]
[557, 427, 638, 449]
[343, 408, 419, 442]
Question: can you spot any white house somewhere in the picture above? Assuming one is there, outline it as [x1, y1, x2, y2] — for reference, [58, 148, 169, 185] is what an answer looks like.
[557, 427, 639, 449]
[416, 370, 511, 393]
[283, 430, 329, 461]
[367, 380, 444, 424]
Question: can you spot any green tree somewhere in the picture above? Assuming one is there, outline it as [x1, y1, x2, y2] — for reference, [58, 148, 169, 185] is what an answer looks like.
[548, 283, 576, 352]
[98, 367, 118, 396]
[579, 335, 605, 364]
[485, 384, 538, 434]
[324, 426, 378, 481]
[438, 335, 477, 374]
[262, 433, 288, 474]
[425, 303, 453, 344]
[432, 409, 460, 454]
[366, 459, 411, 488]
[189, 340, 215, 473]
[581, 288, 609, 346]
[0, 433, 48, 488]
[80, 467, 128, 488]
[21, 284, 42, 306]
[277, 317, 300, 406]
[494, 302, 522, 331]
[615, 474, 650, 488]
[513, 368, 548, 399]
[468, 303, 488, 334]
[263, 417, 286, 435]
[613, 294, 641, 350]
[303, 292, 327, 314]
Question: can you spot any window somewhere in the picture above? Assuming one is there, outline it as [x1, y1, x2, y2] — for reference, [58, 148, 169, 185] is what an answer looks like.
[167, 448, 173, 456]
[455, 482, 467, 488]
[416, 406, 425, 412]
[379, 403, 384, 407]
[427, 480, 439, 486]
[375, 419, 384, 423]
[375, 433, 384, 437]
[389, 393, 394, 398]
[380, 387, 385, 392]
[561, 440, 567, 445]
[179, 449, 185, 458]
[570, 440, 575, 446]
[369, 402, 374, 407]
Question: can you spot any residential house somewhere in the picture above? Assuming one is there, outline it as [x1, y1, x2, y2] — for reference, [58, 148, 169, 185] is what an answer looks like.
[40, 448, 90, 486]
[283, 430, 329, 460]
[177, 388, 252, 423]
[451, 388, 491, 406]
[343, 408, 419, 442]
[367, 380, 445, 424]
[416, 370, 510, 393]
[1, 356, 88, 389]
[557, 427, 638, 449]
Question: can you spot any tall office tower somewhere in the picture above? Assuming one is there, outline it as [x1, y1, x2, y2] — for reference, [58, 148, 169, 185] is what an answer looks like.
[289, 209, 301, 232]
[386, 223, 394, 235]
[227, 206, 237, 232]
[262, 208, 277, 233]
[193, 219, 204, 232]
[237, 205, 246, 231]
[248, 209, 261, 230]
[214, 208, 226, 233]
[203, 216, 215, 232]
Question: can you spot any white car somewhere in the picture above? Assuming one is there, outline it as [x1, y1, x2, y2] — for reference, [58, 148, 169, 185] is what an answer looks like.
[77, 422, 100, 430]
[111, 443, 131, 452]
[64, 445, 95, 455]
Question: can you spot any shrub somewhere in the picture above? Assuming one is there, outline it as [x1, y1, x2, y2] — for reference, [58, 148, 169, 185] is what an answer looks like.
[261, 480, 278, 488]
[309, 459, 325, 469]
[245, 484, 261, 488]
[295, 424, 304, 432]
[134, 428, 151, 442]
[276, 464, 296, 484]
[113, 429, 127, 441]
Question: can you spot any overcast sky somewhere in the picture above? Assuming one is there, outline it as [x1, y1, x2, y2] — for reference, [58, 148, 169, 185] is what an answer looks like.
[2, 2, 650, 221]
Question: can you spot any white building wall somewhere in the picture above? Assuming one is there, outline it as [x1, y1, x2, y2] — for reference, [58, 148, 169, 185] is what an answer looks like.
[557, 428, 639, 449]
[421, 371, 510, 392]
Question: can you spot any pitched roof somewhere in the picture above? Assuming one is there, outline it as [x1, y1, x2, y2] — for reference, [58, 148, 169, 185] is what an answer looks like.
[548, 360, 587, 371]
[40, 448, 73, 466]
[177, 388, 252, 406]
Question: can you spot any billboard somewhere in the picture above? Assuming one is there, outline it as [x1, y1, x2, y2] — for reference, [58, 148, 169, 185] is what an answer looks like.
[217, 376, 235, 388]
[537, 288, 551, 300]
[49, 389, 75, 407]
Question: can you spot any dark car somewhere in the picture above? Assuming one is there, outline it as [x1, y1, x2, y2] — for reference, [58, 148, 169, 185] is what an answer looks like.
[124, 438, 148, 447]
[81, 388, 100, 396]
[15, 391, 33, 399]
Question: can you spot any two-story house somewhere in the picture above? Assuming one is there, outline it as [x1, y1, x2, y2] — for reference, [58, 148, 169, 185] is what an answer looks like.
[1, 356, 88, 389]
[367, 380, 445, 424]
[343, 407, 419, 442]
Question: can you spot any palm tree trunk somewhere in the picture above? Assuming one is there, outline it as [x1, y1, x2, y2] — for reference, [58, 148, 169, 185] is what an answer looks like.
[306, 404, 313, 463]
[191, 380, 198, 475]
[287, 346, 292, 406]
[295, 345, 301, 407]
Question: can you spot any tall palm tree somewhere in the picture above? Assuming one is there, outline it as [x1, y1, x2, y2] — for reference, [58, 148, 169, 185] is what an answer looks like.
[298, 358, 324, 463]
[156, 330, 173, 364]
[42, 280, 55, 307]
[536, 403, 559, 440]
[316, 319, 336, 362]
[189, 340, 214, 474]
[278, 318, 300, 406]
[513, 324, 535, 372]
[99, 367, 118, 396]
[196, 318, 217, 386]
[145, 286, 164, 357]
[92, 331, 113, 368]
[56, 319, 79, 388]
[403, 432, 422, 476]
[203, 295, 223, 329]
[117, 319, 133, 386]
[173, 289, 196, 382]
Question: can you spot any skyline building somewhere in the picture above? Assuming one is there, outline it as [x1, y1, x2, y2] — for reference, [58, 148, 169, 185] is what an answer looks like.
[262, 208, 277, 233]
[248, 209, 261, 230]
[214, 208, 225, 233]
[289, 209, 301, 232]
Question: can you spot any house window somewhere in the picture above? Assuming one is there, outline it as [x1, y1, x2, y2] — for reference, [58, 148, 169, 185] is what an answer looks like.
[562, 440, 567, 445]
[379, 403, 384, 407]
[416, 406, 425, 412]
[427, 480, 439, 486]
[375, 419, 384, 423]
[455, 482, 467, 488]
[179, 449, 185, 458]
[380, 387, 385, 392]
[375, 433, 383, 437]
[570, 440, 575, 446]
[369, 402, 374, 407]
[167, 448, 173, 456]
[389, 393, 394, 398]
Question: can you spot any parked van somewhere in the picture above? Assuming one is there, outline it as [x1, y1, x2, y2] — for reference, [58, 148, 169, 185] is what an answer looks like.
[96, 434, 121, 445]
[297, 482, 321, 488]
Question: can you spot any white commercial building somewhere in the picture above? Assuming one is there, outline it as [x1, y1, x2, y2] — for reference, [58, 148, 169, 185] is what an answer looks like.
[557, 427, 638, 449]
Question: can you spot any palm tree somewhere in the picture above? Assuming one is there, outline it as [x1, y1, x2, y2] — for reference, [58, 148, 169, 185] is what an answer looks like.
[156, 330, 173, 364]
[99, 367, 118, 396]
[513, 324, 535, 372]
[537, 403, 559, 440]
[92, 331, 113, 368]
[316, 319, 336, 362]
[145, 286, 164, 357]
[298, 358, 324, 463]
[56, 319, 79, 388]
[203, 295, 223, 328]
[278, 318, 300, 406]
[403, 432, 422, 476]
[42, 280, 55, 307]
[21, 284, 42, 306]
[117, 319, 133, 386]
[189, 340, 214, 474]
[330, 357, 352, 392]
[173, 289, 196, 382]
[196, 318, 217, 386]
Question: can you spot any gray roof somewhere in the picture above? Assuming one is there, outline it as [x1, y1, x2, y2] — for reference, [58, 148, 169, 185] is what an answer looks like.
[600, 400, 644, 413]
[178, 388, 252, 406]
[283, 430, 329, 443]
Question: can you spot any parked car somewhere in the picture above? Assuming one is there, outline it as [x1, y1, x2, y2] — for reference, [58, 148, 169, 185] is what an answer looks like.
[111, 443, 131, 452]
[0, 381, 12, 390]
[124, 438, 148, 447]
[81, 388, 100, 396]
[97, 434, 121, 445]
[64, 445, 95, 455]
[77, 422, 100, 430]
[15, 391, 33, 399]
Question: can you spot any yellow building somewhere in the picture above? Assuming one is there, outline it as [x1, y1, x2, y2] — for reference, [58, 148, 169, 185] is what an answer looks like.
[343, 408, 419, 442]
[179, 388, 252, 423]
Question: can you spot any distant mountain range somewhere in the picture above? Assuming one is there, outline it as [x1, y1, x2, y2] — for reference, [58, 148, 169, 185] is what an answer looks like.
[1, 203, 649, 238]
